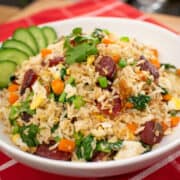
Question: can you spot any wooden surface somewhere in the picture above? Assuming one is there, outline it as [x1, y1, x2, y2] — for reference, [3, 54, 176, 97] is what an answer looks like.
[0, 0, 180, 32]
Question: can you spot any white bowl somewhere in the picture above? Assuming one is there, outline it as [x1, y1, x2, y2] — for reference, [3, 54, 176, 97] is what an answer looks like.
[0, 17, 180, 177]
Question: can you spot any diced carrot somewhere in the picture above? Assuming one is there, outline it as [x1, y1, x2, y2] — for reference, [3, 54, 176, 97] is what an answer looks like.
[8, 93, 19, 104]
[101, 38, 113, 44]
[150, 59, 160, 69]
[127, 122, 138, 133]
[170, 117, 180, 127]
[41, 48, 52, 58]
[8, 83, 19, 92]
[125, 102, 134, 108]
[112, 55, 120, 63]
[176, 69, 180, 76]
[58, 138, 75, 153]
[161, 122, 168, 132]
[163, 94, 172, 101]
[51, 79, 64, 95]
[141, 75, 147, 81]
[151, 48, 158, 57]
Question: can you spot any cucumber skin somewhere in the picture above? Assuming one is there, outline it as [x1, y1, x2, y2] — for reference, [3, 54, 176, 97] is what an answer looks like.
[13, 28, 39, 55]
[2, 39, 34, 57]
[28, 26, 48, 50]
[41, 26, 58, 44]
[0, 48, 29, 65]
[0, 60, 17, 88]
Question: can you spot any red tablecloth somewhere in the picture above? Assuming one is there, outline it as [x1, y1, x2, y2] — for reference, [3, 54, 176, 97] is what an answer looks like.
[0, 0, 179, 179]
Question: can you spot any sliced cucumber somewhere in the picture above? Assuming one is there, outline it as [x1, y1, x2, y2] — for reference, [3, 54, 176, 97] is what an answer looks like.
[41, 26, 57, 44]
[13, 28, 39, 54]
[28, 26, 48, 50]
[0, 48, 28, 65]
[0, 60, 17, 88]
[2, 39, 34, 57]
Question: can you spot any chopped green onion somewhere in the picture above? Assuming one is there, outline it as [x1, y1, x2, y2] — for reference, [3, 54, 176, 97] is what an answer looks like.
[118, 59, 127, 68]
[73, 95, 85, 109]
[98, 76, 108, 88]
[59, 92, 67, 103]
[120, 36, 129, 42]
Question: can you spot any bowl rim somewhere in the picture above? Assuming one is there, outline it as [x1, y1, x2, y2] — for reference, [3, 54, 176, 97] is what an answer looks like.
[0, 17, 180, 169]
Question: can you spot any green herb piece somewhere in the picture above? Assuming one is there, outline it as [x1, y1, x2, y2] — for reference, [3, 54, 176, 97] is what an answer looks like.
[141, 142, 152, 153]
[54, 136, 61, 143]
[161, 63, 176, 70]
[168, 110, 179, 117]
[9, 106, 20, 122]
[12, 123, 19, 134]
[51, 123, 59, 133]
[98, 76, 108, 88]
[73, 95, 85, 109]
[60, 67, 67, 80]
[103, 29, 110, 35]
[9, 95, 35, 122]
[91, 28, 105, 41]
[118, 58, 127, 68]
[146, 78, 152, 85]
[74, 131, 84, 146]
[72, 27, 82, 36]
[20, 100, 35, 115]
[19, 124, 39, 147]
[120, 36, 129, 42]
[109, 140, 123, 151]
[67, 76, 76, 86]
[48, 93, 55, 100]
[128, 94, 151, 111]
[66, 95, 76, 103]
[65, 42, 98, 64]
[96, 140, 123, 153]
[75, 134, 96, 161]
[59, 92, 67, 103]
[160, 86, 168, 95]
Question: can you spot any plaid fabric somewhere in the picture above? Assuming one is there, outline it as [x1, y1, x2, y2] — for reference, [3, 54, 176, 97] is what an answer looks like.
[0, 0, 179, 179]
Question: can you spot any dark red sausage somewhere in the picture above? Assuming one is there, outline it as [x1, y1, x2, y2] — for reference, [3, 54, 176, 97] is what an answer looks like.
[112, 98, 122, 115]
[139, 57, 159, 80]
[92, 152, 108, 162]
[35, 143, 71, 161]
[20, 69, 37, 95]
[140, 121, 163, 145]
[21, 112, 32, 122]
[97, 97, 121, 116]
[95, 56, 117, 79]
[49, 57, 64, 67]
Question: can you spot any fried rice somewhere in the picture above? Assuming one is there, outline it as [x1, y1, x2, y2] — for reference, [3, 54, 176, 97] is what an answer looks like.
[0, 27, 179, 162]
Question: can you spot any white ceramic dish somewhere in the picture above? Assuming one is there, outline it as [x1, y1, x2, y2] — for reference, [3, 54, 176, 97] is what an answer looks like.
[0, 17, 180, 177]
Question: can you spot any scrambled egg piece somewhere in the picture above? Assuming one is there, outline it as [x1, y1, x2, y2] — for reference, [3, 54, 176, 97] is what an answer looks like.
[64, 84, 77, 98]
[114, 141, 145, 160]
[87, 55, 95, 65]
[168, 97, 180, 110]
[11, 134, 28, 151]
[30, 81, 47, 110]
